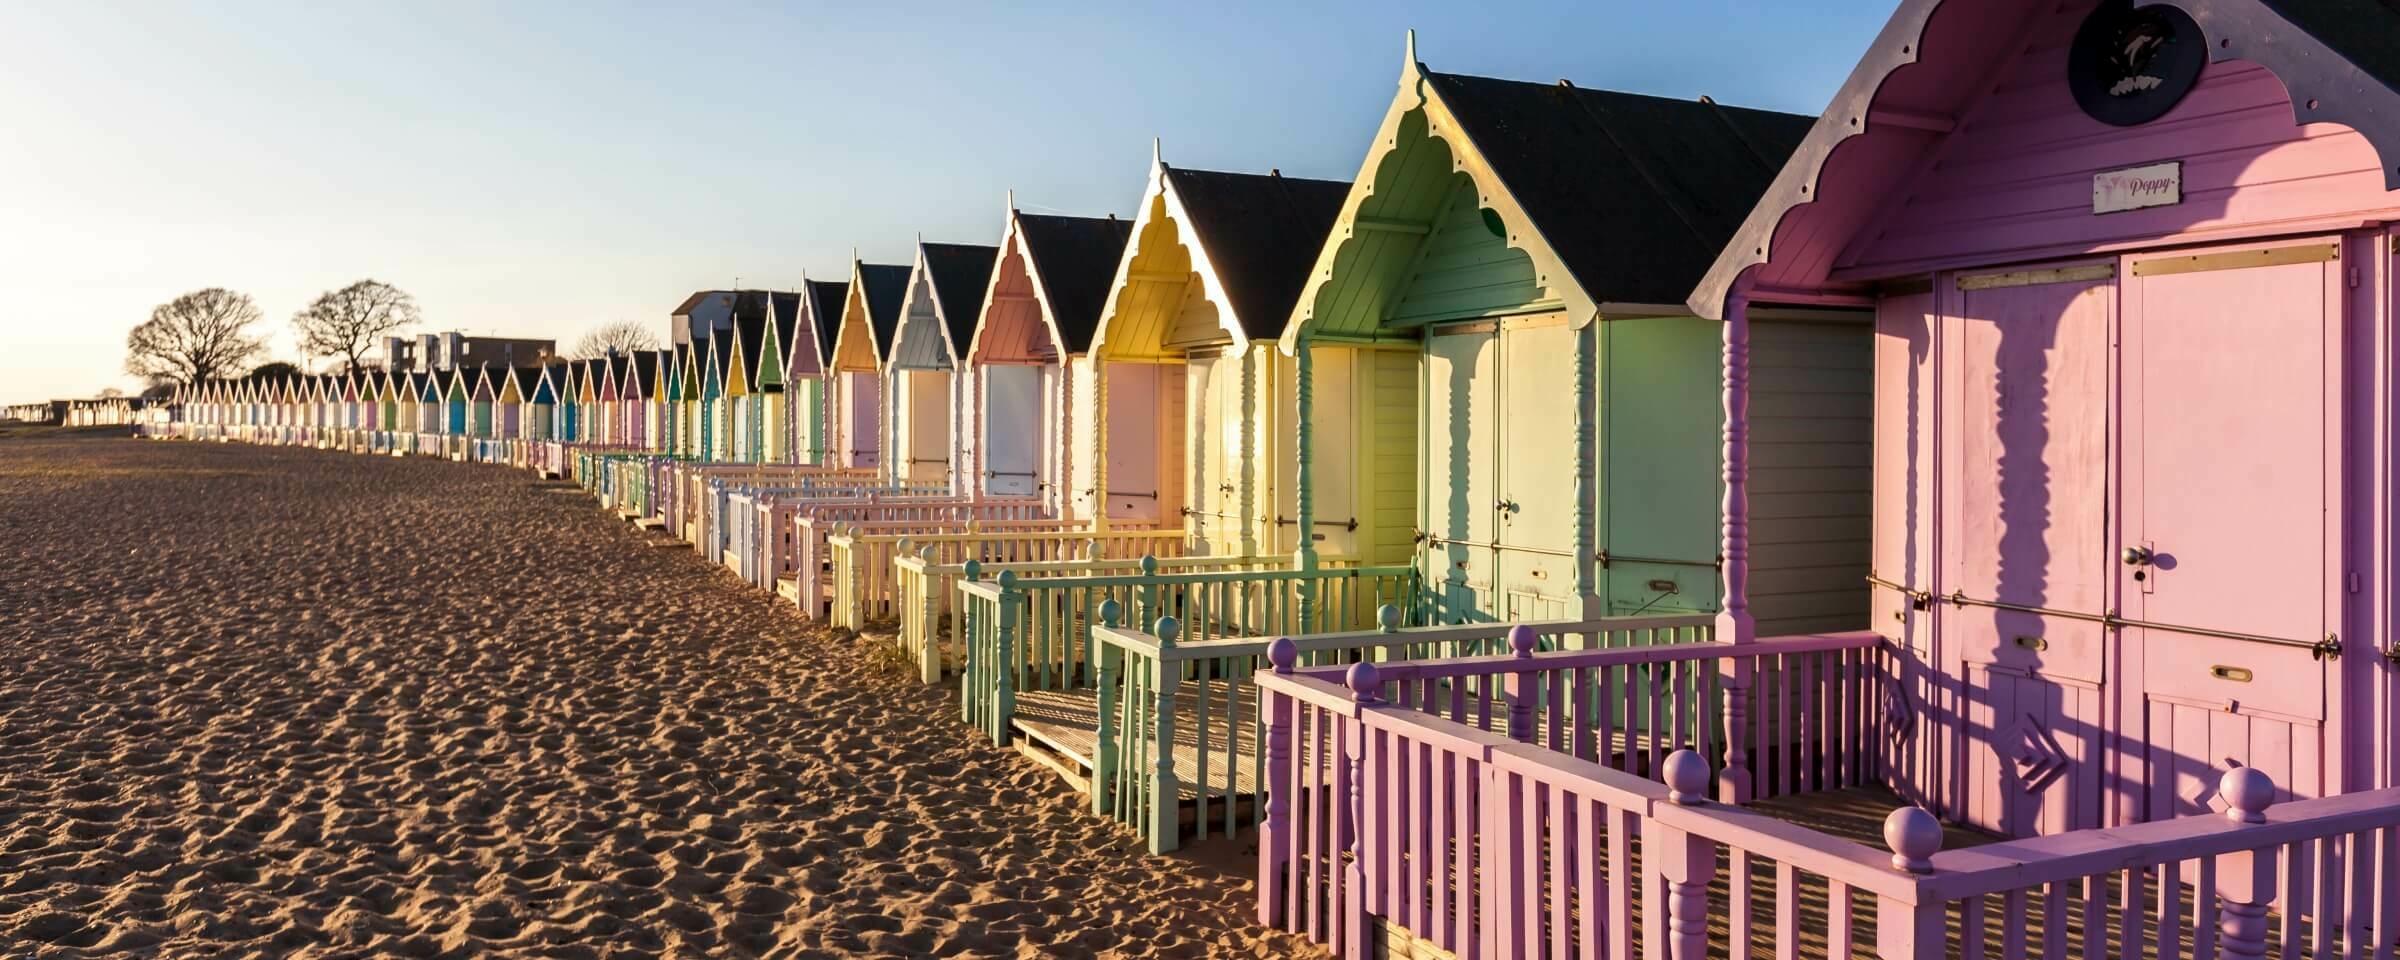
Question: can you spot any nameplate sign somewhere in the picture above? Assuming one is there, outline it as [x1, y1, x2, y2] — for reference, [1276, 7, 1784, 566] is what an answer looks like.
[2094, 161, 2181, 214]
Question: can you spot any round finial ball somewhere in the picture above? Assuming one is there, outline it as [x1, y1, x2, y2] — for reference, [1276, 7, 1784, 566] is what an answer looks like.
[997, 569, 1018, 588]
[1346, 661, 1381, 703]
[962, 559, 982, 579]
[2221, 766, 2274, 824]
[1508, 624, 1539, 657]
[1097, 598, 1123, 627]
[1140, 554, 1159, 575]
[1154, 616, 1180, 644]
[897, 537, 913, 552]
[1884, 806, 1942, 874]
[1377, 603, 1403, 633]
[1663, 749, 1709, 805]
[1266, 636, 1298, 672]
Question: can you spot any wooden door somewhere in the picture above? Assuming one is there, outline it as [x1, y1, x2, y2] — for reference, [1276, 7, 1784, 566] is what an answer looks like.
[1945, 266, 2115, 837]
[982, 365, 1041, 496]
[1495, 315, 1578, 620]
[1185, 355, 1233, 552]
[1104, 362, 1162, 524]
[844, 372, 879, 469]
[2123, 241, 2337, 820]
[1423, 325, 1498, 622]
[905, 370, 950, 484]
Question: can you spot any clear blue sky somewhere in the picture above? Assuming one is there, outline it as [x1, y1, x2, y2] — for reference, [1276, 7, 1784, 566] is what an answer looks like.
[0, 1, 1885, 402]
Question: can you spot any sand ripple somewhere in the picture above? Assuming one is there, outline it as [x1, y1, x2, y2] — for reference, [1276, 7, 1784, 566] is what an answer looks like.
[0, 436, 1306, 958]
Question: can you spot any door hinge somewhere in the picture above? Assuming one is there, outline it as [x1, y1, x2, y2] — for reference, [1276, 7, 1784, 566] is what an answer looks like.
[2349, 570, 2361, 594]
[2348, 266, 2362, 289]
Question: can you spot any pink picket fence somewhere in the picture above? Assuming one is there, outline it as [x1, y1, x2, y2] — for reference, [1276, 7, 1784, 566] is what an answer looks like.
[1256, 627, 2400, 960]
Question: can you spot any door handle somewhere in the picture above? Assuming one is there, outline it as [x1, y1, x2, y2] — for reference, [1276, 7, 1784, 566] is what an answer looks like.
[2122, 546, 2155, 567]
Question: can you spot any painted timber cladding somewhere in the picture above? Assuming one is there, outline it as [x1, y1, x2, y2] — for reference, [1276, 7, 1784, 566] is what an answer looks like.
[1280, 55, 1861, 634]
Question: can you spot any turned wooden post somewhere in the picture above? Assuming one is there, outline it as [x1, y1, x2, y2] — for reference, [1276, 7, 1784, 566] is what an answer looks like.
[2215, 768, 2278, 959]
[993, 569, 1021, 746]
[1239, 345, 1259, 558]
[1504, 624, 1539, 743]
[1654, 751, 1720, 960]
[1869, 806, 1946, 959]
[1137, 555, 1162, 640]
[1148, 615, 1183, 853]
[1293, 337, 1319, 626]
[916, 545, 941, 683]
[1256, 636, 1298, 926]
[1717, 293, 1757, 803]
[1092, 599, 1124, 817]
[1342, 660, 1378, 960]
[960, 560, 985, 726]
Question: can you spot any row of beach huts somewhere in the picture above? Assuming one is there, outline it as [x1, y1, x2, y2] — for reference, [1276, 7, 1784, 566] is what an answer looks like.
[139, 3, 2400, 957]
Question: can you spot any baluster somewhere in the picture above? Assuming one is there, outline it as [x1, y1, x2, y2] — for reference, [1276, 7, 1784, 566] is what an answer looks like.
[1656, 751, 1719, 960]
[1342, 661, 1378, 960]
[1504, 625, 1537, 743]
[2216, 768, 2277, 960]
[1254, 644, 1299, 928]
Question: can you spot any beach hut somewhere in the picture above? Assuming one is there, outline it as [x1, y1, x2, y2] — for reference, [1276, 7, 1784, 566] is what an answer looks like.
[964, 202, 1134, 512]
[885, 239, 999, 491]
[521, 365, 556, 442]
[786, 279, 847, 465]
[1274, 42, 1860, 631]
[739, 300, 788, 463]
[1250, 13, 2400, 960]
[441, 366, 471, 436]
[672, 341, 701, 458]
[1087, 150, 1350, 556]
[619, 349, 656, 451]
[376, 369, 402, 439]
[469, 365, 499, 438]
[1682, 0, 2400, 832]
[722, 292, 771, 463]
[826, 255, 913, 472]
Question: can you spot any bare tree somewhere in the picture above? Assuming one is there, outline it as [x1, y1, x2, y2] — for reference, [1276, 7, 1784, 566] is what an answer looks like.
[125, 288, 268, 386]
[571, 319, 662, 359]
[293, 279, 420, 373]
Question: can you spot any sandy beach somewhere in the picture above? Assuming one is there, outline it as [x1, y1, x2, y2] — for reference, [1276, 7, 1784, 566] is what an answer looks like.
[0, 433, 1306, 959]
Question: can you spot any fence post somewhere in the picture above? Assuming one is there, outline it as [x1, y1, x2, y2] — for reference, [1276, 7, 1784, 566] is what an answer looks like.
[1653, 751, 1721, 960]
[1093, 599, 1123, 817]
[993, 570, 1021, 746]
[1257, 637, 1298, 927]
[1147, 615, 1183, 854]
[1876, 806, 1944, 960]
[1138, 555, 1162, 637]
[958, 560, 982, 727]
[1342, 661, 1379, 960]
[1504, 624, 1537, 743]
[2214, 768, 2277, 960]
[916, 545, 941, 683]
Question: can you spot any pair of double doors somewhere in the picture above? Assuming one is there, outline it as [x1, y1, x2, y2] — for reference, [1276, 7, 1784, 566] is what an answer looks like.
[1423, 312, 1579, 623]
[1945, 237, 2340, 837]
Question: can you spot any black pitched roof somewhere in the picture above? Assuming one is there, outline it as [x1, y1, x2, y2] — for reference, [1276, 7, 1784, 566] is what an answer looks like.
[1015, 213, 1135, 353]
[2265, 0, 2400, 93]
[731, 292, 770, 380]
[768, 292, 801, 359]
[856, 264, 912, 361]
[633, 350, 661, 396]
[509, 365, 542, 396]
[1162, 167, 1352, 340]
[804, 279, 849, 363]
[1426, 71, 1813, 307]
[920, 242, 1000, 355]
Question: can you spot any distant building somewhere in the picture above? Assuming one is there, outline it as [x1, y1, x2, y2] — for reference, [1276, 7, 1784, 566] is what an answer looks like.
[671, 292, 737, 346]
[384, 332, 558, 372]
[2, 400, 63, 424]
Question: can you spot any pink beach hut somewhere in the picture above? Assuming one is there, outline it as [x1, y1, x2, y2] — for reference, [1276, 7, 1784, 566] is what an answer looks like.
[1253, 7, 2400, 959]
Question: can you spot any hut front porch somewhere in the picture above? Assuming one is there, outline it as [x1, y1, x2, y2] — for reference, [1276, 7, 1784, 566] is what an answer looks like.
[1253, 628, 2400, 960]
